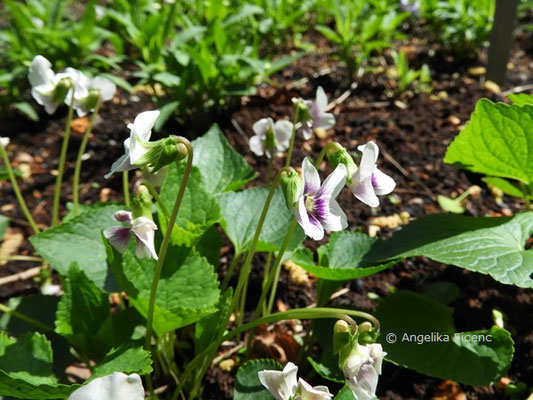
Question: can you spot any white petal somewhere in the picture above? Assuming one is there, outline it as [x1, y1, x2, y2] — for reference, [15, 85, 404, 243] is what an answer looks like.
[295, 195, 324, 241]
[249, 135, 265, 156]
[347, 363, 378, 400]
[298, 378, 333, 400]
[302, 158, 321, 194]
[358, 141, 379, 180]
[90, 77, 116, 102]
[368, 343, 386, 375]
[31, 87, 58, 114]
[129, 132, 152, 164]
[131, 110, 160, 141]
[252, 117, 272, 137]
[274, 120, 293, 149]
[313, 112, 335, 129]
[301, 123, 313, 140]
[321, 199, 348, 232]
[103, 226, 132, 253]
[68, 372, 144, 400]
[28, 56, 54, 88]
[0, 137, 9, 147]
[258, 362, 298, 400]
[131, 217, 158, 260]
[319, 164, 346, 199]
[349, 174, 379, 207]
[105, 139, 133, 179]
[372, 168, 396, 196]
[315, 86, 328, 111]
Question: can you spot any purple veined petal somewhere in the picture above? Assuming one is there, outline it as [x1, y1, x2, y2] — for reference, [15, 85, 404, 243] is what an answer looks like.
[372, 168, 396, 196]
[294, 195, 325, 241]
[131, 110, 160, 141]
[28, 56, 55, 88]
[313, 112, 335, 130]
[105, 138, 133, 179]
[319, 164, 346, 199]
[113, 210, 133, 223]
[90, 77, 116, 102]
[131, 217, 158, 260]
[103, 226, 132, 253]
[357, 141, 379, 180]
[320, 198, 348, 232]
[297, 378, 333, 399]
[349, 174, 380, 208]
[252, 117, 272, 137]
[249, 135, 265, 157]
[315, 86, 328, 111]
[347, 362, 379, 400]
[302, 158, 321, 195]
[274, 120, 293, 149]
[258, 362, 299, 400]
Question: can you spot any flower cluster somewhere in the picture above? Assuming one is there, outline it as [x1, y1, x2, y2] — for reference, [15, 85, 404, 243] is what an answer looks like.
[28, 55, 116, 116]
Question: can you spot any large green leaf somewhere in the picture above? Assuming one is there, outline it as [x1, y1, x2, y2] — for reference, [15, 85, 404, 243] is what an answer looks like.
[0, 332, 79, 399]
[30, 204, 123, 289]
[192, 124, 256, 194]
[55, 264, 111, 361]
[366, 213, 533, 288]
[112, 243, 220, 336]
[219, 187, 305, 255]
[233, 359, 282, 400]
[159, 161, 220, 247]
[375, 290, 514, 386]
[290, 231, 396, 281]
[444, 99, 533, 184]
[90, 346, 152, 380]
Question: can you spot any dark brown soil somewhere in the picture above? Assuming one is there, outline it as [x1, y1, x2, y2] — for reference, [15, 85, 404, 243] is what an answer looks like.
[0, 27, 532, 400]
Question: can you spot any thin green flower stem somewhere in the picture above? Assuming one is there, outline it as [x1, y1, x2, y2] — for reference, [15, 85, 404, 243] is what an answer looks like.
[284, 106, 300, 167]
[0, 142, 40, 234]
[144, 138, 193, 398]
[0, 303, 51, 332]
[237, 271, 250, 326]
[142, 179, 170, 219]
[266, 156, 274, 183]
[52, 89, 76, 226]
[221, 253, 241, 291]
[520, 182, 531, 210]
[173, 307, 379, 399]
[72, 99, 101, 216]
[123, 172, 131, 207]
[261, 251, 273, 315]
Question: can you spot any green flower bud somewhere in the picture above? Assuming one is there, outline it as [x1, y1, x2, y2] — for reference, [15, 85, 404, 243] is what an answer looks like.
[333, 319, 356, 355]
[280, 168, 303, 209]
[83, 88, 101, 111]
[132, 184, 153, 220]
[293, 98, 312, 124]
[327, 145, 358, 181]
[134, 136, 188, 172]
[51, 78, 72, 104]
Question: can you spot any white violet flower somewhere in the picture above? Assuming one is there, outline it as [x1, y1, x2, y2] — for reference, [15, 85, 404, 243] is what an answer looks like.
[294, 158, 347, 241]
[103, 210, 158, 260]
[299, 86, 335, 140]
[347, 141, 396, 207]
[73, 76, 117, 117]
[343, 343, 386, 400]
[249, 117, 293, 158]
[258, 362, 332, 400]
[68, 372, 144, 400]
[104, 110, 160, 179]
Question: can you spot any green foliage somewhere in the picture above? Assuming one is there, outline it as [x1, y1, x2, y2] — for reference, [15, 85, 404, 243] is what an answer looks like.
[0, 215, 8, 239]
[233, 359, 282, 400]
[375, 290, 514, 385]
[30, 204, 124, 289]
[388, 50, 431, 96]
[508, 93, 533, 106]
[89, 346, 152, 380]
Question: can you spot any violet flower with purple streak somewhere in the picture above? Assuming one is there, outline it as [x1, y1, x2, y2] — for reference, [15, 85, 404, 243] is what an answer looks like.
[294, 158, 347, 241]
[295, 86, 335, 140]
[347, 141, 396, 207]
[103, 210, 158, 260]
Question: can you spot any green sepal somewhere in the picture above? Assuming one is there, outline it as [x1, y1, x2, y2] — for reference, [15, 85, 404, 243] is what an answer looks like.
[280, 168, 303, 209]
[51, 79, 71, 104]
[133, 136, 186, 173]
[131, 185, 153, 220]
[327, 145, 358, 180]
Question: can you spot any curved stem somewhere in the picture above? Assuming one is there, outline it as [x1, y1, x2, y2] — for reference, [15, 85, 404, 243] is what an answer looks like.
[0, 303, 51, 332]
[144, 138, 192, 353]
[72, 99, 101, 216]
[122, 171, 131, 207]
[314, 142, 341, 169]
[285, 106, 300, 167]
[142, 179, 170, 218]
[52, 89, 75, 226]
[173, 307, 379, 398]
[0, 142, 40, 234]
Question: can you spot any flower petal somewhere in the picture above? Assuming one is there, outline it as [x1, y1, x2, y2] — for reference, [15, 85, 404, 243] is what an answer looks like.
[129, 132, 152, 165]
[319, 164, 346, 199]
[113, 210, 133, 223]
[302, 158, 321, 194]
[372, 168, 396, 196]
[346, 363, 379, 400]
[295, 196, 324, 241]
[368, 343, 386, 375]
[131, 110, 160, 141]
[357, 141, 379, 180]
[131, 217, 158, 260]
[315, 86, 328, 111]
[28, 56, 54, 88]
[105, 138, 133, 179]
[103, 226, 132, 253]
[249, 135, 265, 156]
[301, 123, 313, 140]
[252, 117, 272, 137]
[1, 137, 9, 147]
[321, 198, 348, 232]
[297, 378, 333, 400]
[258, 362, 298, 400]
[349, 174, 379, 208]
[90, 77, 116, 102]
[313, 112, 335, 130]
[68, 372, 144, 400]
[274, 120, 293, 149]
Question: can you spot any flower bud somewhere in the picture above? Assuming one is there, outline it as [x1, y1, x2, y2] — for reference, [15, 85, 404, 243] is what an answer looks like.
[132, 184, 153, 220]
[280, 168, 303, 209]
[327, 144, 358, 181]
[292, 97, 312, 124]
[333, 319, 356, 355]
[51, 78, 72, 104]
[134, 136, 188, 173]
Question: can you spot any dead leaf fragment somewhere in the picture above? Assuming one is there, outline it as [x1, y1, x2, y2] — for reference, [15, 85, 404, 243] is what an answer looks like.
[468, 66, 486, 76]
[483, 80, 501, 94]
[369, 211, 410, 230]
[432, 380, 466, 400]
[219, 359, 235, 372]
[283, 260, 309, 284]
[0, 230, 24, 265]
